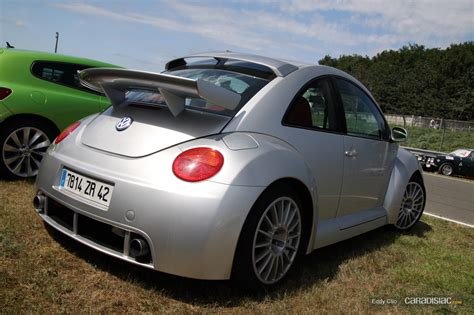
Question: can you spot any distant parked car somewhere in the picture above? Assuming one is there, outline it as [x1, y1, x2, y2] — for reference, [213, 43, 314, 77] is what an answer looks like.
[0, 48, 118, 178]
[424, 149, 474, 177]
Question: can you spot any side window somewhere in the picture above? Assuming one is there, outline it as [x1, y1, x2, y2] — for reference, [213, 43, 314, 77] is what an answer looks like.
[31, 61, 93, 91]
[335, 78, 386, 139]
[284, 78, 339, 132]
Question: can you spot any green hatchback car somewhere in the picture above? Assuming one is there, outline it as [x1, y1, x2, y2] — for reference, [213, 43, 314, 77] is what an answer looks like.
[0, 48, 118, 179]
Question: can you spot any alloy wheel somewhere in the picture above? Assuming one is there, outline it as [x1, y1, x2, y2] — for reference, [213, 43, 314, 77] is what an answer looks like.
[441, 164, 453, 176]
[252, 197, 301, 284]
[395, 181, 425, 230]
[2, 127, 51, 177]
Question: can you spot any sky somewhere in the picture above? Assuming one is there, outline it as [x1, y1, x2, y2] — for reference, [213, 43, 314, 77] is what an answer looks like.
[1, 0, 473, 72]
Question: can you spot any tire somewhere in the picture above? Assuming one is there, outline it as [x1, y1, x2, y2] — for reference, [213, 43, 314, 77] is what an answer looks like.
[0, 118, 57, 179]
[232, 184, 304, 288]
[393, 175, 426, 231]
[439, 163, 454, 176]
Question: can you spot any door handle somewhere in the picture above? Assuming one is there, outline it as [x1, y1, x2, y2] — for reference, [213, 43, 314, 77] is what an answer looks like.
[345, 149, 358, 158]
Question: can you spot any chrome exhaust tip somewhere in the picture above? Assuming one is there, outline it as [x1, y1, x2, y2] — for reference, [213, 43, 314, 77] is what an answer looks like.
[33, 194, 45, 213]
[130, 238, 150, 258]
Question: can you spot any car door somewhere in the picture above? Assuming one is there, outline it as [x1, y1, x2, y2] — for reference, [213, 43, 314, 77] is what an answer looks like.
[281, 77, 345, 220]
[333, 77, 397, 218]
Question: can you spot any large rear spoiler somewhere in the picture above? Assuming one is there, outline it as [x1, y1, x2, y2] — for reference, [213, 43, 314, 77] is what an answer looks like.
[79, 68, 241, 116]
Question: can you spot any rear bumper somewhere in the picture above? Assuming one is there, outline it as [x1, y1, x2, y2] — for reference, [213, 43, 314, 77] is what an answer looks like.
[35, 141, 264, 280]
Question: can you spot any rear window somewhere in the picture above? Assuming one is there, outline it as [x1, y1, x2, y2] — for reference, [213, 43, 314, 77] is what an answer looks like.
[126, 68, 270, 117]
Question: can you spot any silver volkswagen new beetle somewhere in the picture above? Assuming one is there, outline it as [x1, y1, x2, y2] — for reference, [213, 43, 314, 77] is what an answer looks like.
[34, 52, 425, 287]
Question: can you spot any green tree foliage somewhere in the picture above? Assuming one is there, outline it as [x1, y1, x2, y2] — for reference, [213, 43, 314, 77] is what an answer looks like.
[319, 42, 474, 120]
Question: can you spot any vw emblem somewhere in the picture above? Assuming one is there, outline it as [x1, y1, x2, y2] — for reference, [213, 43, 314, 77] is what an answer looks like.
[115, 116, 133, 131]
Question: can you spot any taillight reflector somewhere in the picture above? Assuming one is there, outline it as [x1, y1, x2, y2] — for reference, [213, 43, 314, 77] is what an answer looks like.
[172, 147, 224, 182]
[0, 87, 12, 100]
[54, 121, 81, 144]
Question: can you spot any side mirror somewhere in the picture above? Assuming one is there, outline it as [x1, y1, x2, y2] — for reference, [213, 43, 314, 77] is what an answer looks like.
[391, 127, 407, 142]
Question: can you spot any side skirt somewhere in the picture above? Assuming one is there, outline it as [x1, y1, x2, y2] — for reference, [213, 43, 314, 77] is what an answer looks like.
[312, 207, 387, 250]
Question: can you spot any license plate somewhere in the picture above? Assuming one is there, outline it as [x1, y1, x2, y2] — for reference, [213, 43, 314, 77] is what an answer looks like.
[59, 168, 114, 208]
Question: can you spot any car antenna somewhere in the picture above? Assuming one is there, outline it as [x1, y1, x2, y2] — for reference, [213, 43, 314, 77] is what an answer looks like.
[6, 42, 14, 48]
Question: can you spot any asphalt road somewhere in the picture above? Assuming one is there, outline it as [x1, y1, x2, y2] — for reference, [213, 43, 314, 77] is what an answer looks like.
[423, 172, 474, 226]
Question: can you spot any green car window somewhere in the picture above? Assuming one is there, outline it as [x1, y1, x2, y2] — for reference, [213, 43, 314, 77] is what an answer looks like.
[32, 61, 96, 92]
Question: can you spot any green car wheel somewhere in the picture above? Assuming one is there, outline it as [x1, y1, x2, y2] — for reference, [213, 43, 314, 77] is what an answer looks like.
[0, 117, 57, 178]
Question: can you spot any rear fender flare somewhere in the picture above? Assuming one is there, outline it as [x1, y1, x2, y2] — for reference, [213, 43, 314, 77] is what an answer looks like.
[230, 142, 319, 253]
[177, 133, 320, 252]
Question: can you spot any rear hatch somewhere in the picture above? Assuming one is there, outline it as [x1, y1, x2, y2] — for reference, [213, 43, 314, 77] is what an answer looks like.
[78, 61, 272, 157]
[81, 106, 230, 157]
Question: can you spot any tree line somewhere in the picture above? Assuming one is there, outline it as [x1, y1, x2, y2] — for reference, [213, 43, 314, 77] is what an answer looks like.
[318, 42, 473, 121]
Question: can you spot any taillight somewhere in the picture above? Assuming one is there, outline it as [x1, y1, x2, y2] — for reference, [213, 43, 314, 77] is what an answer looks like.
[172, 147, 224, 182]
[0, 87, 12, 100]
[54, 121, 81, 144]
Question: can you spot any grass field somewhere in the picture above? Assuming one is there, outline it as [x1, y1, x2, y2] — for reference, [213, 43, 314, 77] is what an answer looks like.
[1, 180, 473, 313]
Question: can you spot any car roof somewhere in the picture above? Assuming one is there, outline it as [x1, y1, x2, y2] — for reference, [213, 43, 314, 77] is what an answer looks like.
[165, 51, 375, 101]
[0, 48, 117, 67]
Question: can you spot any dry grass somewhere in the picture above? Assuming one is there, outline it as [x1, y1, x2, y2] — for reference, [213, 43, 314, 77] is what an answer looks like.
[1, 179, 473, 314]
